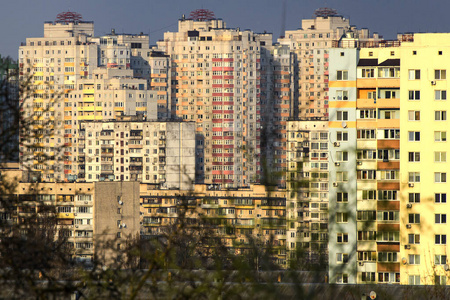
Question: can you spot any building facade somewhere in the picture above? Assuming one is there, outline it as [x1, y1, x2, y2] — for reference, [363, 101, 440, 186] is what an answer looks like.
[78, 119, 195, 190]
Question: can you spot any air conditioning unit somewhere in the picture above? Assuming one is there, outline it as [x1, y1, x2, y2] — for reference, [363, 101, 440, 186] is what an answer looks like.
[408, 183, 414, 188]
[431, 80, 436, 85]
[335, 162, 340, 166]
[406, 224, 412, 229]
[333, 182, 338, 187]
[405, 245, 411, 250]
[333, 142, 340, 147]
[406, 203, 413, 208]
[358, 261, 364, 266]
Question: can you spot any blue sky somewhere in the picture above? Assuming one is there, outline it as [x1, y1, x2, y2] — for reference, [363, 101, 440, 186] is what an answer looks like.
[2, 0, 449, 58]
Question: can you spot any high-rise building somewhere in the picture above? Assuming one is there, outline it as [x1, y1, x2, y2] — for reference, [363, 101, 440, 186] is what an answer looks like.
[18, 12, 158, 182]
[399, 33, 450, 286]
[155, 9, 272, 188]
[78, 118, 195, 190]
[286, 120, 329, 264]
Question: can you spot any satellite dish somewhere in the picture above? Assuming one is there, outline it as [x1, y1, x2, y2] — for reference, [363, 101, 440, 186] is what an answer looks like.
[445, 264, 450, 271]
[402, 257, 407, 265]
[370, 291, 377, 299]
[342, 122, 347, 128]
[119, 201, 123, 205]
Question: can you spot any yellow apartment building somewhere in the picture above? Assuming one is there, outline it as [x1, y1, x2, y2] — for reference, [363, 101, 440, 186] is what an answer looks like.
[400, 33, 450, 285]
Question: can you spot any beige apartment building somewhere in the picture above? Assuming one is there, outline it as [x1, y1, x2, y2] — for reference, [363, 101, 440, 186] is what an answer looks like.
[286, 120, 329, 264]
[78, 118, 195, 190]
[155, 11, 273, 188]
[18, 13, 159, 182]
[140, 183, 287, 265]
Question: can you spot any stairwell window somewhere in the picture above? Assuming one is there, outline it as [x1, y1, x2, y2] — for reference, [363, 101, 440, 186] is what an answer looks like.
[337, 70, 348, 80]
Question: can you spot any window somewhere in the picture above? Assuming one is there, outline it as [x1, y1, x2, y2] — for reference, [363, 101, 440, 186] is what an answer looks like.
[336, 171, 348, 182]
[435, 70, 447, 80]
[336, 151, 348, 161]
[408, 152, 420, 162]
[357, 170, 376, 180]
[362, 190, 377, 200]
[361, 68, 375, 78]
[409, 193, 420, 203]
[435, 111, 447, 121]
[408, 90, 420, 100]
[435, 193, 447, 203]
[435, 172, 447, 183]
[336, 212, 348, 223]
[409, 69, 421, 80]
[358, 231, 376, 241]
[336, 90, 348, 100]
[357, 211, 376, 221]
[378, 149, 400, 161]
[408, 234, 420, 244]
[379, 67, 400, 78]
[378, 190, 398, 201]
[377, 231, 400, 242]
[336, 253, 349, 264]
[358, 251, 377, 262]
[384, 129, 400, 139]
[380, 170, 399, 180]
[336, 111, 348, 121]
[435, 131, 447, 142]
[435, 255, 447, 265]
[377, 211, 399, 221]
[436, 275, 446, 286]
[336, 273, 348, 284]
[337, 233, 348, 243]
[435, 90, 447, 100]
[336, 192, 348, 203]
[408, 131, 420, 141]
[408, 172, 420, 183]
[408, 111, 420, 121]
[336, 131, 348, 141]
[357, 129, 376, 139]
[378, 252, 398, 262]
[435, 152, 447, 162]
[435, 234, 447, 245]
[408, 254, 420, 265]
[408, 214, 420, 224]
[409, 275, 420, 285]
[359, 109, 376, 119]
[435, 214, 447, 224]
[337, 70, 348, 80]
[361, 272, 376, 282]
[357, 149, 377, 160]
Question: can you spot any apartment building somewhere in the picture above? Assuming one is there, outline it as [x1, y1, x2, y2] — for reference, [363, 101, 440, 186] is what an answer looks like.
[286, 120, 329, 264]
[78, 118, 195, 190]
[155, 10, 272, 187]
[140, 184, 287, 265]
[18, 13, 158, 182]
[399, 34, 450, 286]
[279, 8, 382, 120]
[327, 33, 405, 284]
